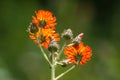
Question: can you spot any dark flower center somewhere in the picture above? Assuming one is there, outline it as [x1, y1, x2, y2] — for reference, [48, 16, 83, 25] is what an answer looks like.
[40, 20, 46, 27]
[39, 34, 46, 43]
[74, 54, 82, 64]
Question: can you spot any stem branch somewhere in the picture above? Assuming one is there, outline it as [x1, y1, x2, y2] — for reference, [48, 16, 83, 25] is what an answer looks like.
[39, 46, 52, 66]
[55, 65, 76, 80]
[57, 43, 66, 60]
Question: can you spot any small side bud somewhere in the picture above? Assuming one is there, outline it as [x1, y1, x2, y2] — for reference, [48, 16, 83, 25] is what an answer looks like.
[72, 33, 84, 45]
[28, 23, 38, 33]
[61, 29, 73, 40]
[58, 59, 70, 67]
[48, 40, 59, 53]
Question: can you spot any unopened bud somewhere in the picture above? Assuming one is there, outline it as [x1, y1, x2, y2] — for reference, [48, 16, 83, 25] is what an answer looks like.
[72, 33, 84, 45]
[28, 23, 38, 33]
[48, 40, 59, 53]
[61, 29, 73, 40]
[59, 59, 70, 67]
[78, 33, 84, 39]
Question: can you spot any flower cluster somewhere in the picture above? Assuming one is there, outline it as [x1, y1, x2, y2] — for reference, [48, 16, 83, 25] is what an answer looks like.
[27, 10, 92, 65]
[28, 10, 60, 48]
[63, 33, 92, 65]
[27, 9, 92, 80]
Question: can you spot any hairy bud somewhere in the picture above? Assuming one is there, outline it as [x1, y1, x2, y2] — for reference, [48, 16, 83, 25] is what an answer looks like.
[61, 29, 73, 40]
[48, 40, 59, 53]
[28, 23, 38, 33]
[72, 33, 84, 45]
[58, 59, 70, 67]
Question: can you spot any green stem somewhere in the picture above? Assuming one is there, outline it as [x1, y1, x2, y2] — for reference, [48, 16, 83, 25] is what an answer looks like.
[55, 65, 76, 80]
[57, 43, 66, 60]
[51, 53, 56, 80]
[37, 34, 52, 66]
[39, 46, 52, 66]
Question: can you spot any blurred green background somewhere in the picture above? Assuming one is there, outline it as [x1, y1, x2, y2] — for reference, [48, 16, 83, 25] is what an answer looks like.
[0, 0, 120, 80]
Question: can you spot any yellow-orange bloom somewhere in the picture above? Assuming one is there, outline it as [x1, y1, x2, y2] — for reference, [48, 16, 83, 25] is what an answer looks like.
[29, 28, 60, 48]
[32, 10, 56, 30]
[64, 42, 92, 65]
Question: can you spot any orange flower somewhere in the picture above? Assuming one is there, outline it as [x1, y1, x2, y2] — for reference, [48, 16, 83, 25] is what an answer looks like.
[64, 42, 92, 65]
[29, 28, 60, 48]
[39, 28, 60, 48]
[28, 10, 59, 48]
[32, 10, 56, 30]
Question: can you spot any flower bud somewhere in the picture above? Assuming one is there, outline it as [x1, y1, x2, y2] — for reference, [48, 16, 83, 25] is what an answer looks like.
[72, 33, 84, 45]
[61, 29, 73, 40]
[48, 40, 59, 53]
[59, 59, 70, 67]
[28, 23, 38, 33]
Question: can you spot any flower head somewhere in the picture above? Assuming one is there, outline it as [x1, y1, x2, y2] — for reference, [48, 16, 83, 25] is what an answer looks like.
[64, 42, 92, 65]
[32, 10, 56, 30]
[29, 27, 59, 48]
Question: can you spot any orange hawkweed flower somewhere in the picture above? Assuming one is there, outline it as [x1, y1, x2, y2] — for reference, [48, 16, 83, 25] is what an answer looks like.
[64, 42, 92, 65]
[29, 27, 60, 48]
[39, 28, 60, 48]
[32, 10, 56, 30]
[28, 10, 59, 48]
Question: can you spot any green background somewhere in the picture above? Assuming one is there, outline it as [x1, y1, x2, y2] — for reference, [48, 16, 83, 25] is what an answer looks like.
[0, 0, 120, 80]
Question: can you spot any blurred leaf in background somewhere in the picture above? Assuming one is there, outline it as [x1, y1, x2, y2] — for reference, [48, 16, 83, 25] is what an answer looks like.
[0, 0, 120, 80]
